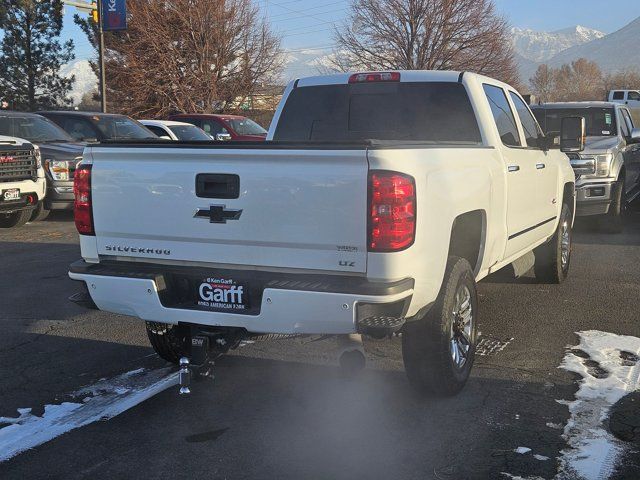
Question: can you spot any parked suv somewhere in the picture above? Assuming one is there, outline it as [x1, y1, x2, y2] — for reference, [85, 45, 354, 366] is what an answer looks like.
[168, 113, 267, 141]
[0, 112, 84, 219]
[0, 135, 46, 228]
[532, 102, 640, 232]
[38, 111, 157, 143]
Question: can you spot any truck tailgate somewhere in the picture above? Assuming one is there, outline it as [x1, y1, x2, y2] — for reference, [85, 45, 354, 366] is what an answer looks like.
[89, 146, 369, 273]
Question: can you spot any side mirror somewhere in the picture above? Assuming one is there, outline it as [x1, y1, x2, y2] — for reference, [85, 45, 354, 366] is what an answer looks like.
[216, 133, 232, 141]
[560, 116, 586, 153]
[628, 128, 640, 145]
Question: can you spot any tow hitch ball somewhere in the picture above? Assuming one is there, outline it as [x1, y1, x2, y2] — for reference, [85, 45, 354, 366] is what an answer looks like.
[179, 357, 191, 395]
[178, 335, 213, 395]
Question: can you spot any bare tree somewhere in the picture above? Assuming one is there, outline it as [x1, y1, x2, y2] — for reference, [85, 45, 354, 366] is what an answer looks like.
[530, 59, 606, 103]
[78, 0, 283, 117]
[530, 64, 555, 103]
[604, 68, 640, 94]
[332, 0, 520, 86]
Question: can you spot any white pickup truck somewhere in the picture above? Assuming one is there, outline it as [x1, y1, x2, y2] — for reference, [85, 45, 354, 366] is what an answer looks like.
[69, 71, 578, 395]
[0, 135, 46, 228]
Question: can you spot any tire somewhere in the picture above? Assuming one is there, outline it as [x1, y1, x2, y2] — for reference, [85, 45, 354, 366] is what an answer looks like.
[145, 322, 189, 364]
[0, 209, 32, 228]
[534, 203, 572, 284]
[402, 256, 478, 396]
[30, 202, 50, 222]
[598, 180, 624, 234]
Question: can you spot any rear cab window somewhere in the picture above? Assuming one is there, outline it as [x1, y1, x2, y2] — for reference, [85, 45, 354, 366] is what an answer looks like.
[612, 91, 625, 100]
[482, 84, 521, 147]
[273, 81, 482, 144]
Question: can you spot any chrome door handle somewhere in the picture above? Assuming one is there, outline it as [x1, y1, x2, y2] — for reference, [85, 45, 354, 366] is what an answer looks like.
[536, 163, 546, 169]
[508, 165, 520, 172]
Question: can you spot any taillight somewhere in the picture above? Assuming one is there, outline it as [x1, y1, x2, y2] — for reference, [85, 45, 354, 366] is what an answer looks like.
[73, 164, 94, 235]
[368, 171, 415, 252]
[348, 72, 400, 83]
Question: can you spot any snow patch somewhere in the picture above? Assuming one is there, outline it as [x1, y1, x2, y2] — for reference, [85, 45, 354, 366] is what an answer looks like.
[514, 446, 532, 454]
[557, 330, 640, 480]
[533, 454, 550, 461]
[0, 368, 177, 462]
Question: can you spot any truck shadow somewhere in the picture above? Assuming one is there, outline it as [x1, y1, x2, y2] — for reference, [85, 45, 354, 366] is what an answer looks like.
[0, 345, 575, 480]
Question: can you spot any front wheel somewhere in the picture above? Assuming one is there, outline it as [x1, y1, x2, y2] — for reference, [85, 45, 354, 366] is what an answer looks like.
[30, 202, 50, 222]
[598, 180, 624, 234]
[402, 256, 478, 396]
[0, 209, 32, 228]
[534, 203, 572, 284]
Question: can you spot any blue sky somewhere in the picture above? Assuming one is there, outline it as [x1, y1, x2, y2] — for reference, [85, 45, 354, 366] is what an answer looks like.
[63, 0, 640, 61]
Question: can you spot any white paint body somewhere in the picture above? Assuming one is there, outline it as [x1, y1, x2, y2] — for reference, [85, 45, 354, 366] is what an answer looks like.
[70, 71, 575, 334]
[0, 136, 46, 204]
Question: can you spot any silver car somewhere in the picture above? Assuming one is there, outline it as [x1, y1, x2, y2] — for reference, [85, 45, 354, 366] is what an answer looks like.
[533, 101, 640, 232]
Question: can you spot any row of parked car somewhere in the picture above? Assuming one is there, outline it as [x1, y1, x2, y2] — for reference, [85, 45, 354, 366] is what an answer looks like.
[0, 110, 267, 227]
[1, 90, 640, 233]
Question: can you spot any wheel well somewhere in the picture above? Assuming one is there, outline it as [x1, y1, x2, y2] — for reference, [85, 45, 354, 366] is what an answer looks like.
[563, 182, 575, 216]
[448, 210, 485, 274]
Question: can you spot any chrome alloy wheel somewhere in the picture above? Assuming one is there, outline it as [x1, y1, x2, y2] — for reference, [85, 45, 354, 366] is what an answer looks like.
[560, 217, 571, 270]
[450, 284, 473, 369]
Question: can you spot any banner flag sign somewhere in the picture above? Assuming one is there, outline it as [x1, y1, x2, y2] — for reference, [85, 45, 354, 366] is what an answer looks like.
[101, 0, 127, 31]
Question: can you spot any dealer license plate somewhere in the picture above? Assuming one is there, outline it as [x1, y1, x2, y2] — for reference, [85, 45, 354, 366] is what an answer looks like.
[2, 189, 20, 201]
[195, 276, 249, 312]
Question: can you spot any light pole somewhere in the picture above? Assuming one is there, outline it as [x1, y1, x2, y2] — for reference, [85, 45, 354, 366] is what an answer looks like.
[96, 0, 106, 113]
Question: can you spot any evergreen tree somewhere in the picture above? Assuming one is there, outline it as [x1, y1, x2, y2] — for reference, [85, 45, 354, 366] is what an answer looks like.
[0, 0, 75, 110]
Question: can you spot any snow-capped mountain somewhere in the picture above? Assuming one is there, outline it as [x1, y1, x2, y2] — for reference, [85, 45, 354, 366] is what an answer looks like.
[282, 48, 334, 82]
[512, 25, 605, 63]
[60, 59, 98, 105]
[548, 17, 640, 73]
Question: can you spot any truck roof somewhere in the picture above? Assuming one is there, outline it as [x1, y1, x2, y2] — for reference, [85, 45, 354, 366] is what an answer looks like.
[293, 70, 516, 91]
[532, 101, 619, 109]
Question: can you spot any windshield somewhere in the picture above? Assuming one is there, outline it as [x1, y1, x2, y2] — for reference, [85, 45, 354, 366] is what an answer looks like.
[224, 118, 267, 136]
[0, 115, 73, 143]
[168, 125, 212, 141]
[90, 115, 157, 140]
[533, 107, 618, 139]
[273, 82, 481, 143]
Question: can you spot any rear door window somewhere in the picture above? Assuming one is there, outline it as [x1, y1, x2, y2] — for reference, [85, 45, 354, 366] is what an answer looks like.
[202, 120, 228, 136]
[146, 125, 170, 137]
[62, 116, 98, 141]
[483, 84, 521, 147]
[273, 82, 481, 144]
[612, 91, 625, 100]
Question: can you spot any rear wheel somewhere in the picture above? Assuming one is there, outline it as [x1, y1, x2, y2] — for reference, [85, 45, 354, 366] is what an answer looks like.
[402, 256, 478, 396]
[534, 203, 572, 284]
[145, 322, 188, 364]
[0, 209, 32, 228]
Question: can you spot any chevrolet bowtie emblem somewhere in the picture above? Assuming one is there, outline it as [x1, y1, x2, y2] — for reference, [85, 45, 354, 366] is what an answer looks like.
[194, 205, 243, 224]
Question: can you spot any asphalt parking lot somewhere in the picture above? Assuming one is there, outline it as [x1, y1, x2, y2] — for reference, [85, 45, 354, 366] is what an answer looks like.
[1, 212, 640, 479]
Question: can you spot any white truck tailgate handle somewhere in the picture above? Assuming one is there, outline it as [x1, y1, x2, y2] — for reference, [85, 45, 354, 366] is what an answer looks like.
[508, 165, 520, 172]
[536, 163, 545, 169]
